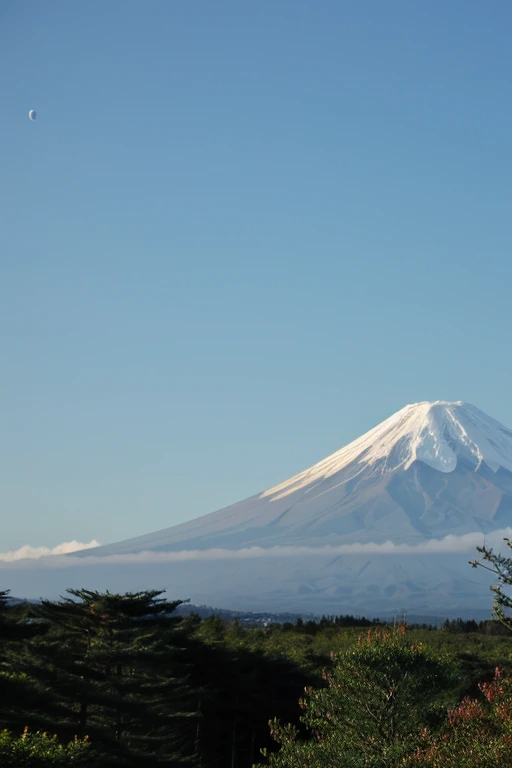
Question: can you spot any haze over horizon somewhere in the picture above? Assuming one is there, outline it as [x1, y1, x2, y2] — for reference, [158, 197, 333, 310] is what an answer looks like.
[2, 1, 512, 553]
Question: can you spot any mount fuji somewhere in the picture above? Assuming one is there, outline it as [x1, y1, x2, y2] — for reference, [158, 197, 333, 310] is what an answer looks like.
[89, 400, 512, 556]
[4, 401, 512, 616]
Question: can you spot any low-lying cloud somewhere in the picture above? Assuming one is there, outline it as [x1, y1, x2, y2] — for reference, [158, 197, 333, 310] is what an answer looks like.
[0, 540, 101, 563]
[1, 529, 511, 570]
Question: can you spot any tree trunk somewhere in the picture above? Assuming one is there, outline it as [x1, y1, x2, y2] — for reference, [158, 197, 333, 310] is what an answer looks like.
[79, 696, 87, 738]
[231, 718, 236, 768]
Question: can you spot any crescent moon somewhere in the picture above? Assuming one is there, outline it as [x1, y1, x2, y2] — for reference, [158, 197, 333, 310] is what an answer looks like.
[28, 110, 36, 121]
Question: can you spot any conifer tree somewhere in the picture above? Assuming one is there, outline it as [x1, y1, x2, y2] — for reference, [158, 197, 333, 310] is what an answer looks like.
[16, 588, 198, 767]
[0, 589, 53, 735]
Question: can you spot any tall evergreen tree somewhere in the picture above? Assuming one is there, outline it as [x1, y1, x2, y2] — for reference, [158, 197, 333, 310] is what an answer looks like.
[0, 589, 53, 735]
[15, 589, 198, 767]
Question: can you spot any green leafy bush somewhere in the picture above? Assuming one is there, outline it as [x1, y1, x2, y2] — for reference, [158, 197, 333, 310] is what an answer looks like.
[0, 727, 91, 766]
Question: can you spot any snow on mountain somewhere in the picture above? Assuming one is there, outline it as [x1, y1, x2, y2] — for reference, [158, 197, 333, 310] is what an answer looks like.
[264, 400, 512, 498]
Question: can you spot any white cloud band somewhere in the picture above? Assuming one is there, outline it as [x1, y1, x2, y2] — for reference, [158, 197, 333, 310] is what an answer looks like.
[1, 529, 510, 570]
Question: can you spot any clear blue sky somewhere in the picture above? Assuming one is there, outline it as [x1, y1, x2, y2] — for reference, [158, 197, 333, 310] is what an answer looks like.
[2, 0, 512, 551]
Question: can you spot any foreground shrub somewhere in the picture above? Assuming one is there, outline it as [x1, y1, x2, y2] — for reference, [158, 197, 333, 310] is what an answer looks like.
[261, 626, 455, 768]
[0, 727, 91, 766]
[406, 668, 512, 767]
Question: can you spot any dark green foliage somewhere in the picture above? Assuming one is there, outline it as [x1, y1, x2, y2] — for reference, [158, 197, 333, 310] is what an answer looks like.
[2, 578, 512, 768]
[2, 589, 198, 767]
[0, 591, 53, 736]
[182, 635, 316, 768]
[0, 587, 314, 768]
[442, 618, 479, 633]
[291, 614, 380, 634]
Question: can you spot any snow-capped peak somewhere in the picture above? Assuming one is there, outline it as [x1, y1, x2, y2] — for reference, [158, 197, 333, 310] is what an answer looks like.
[72, 399, 512, 565]
[263, 401, 512, 501]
